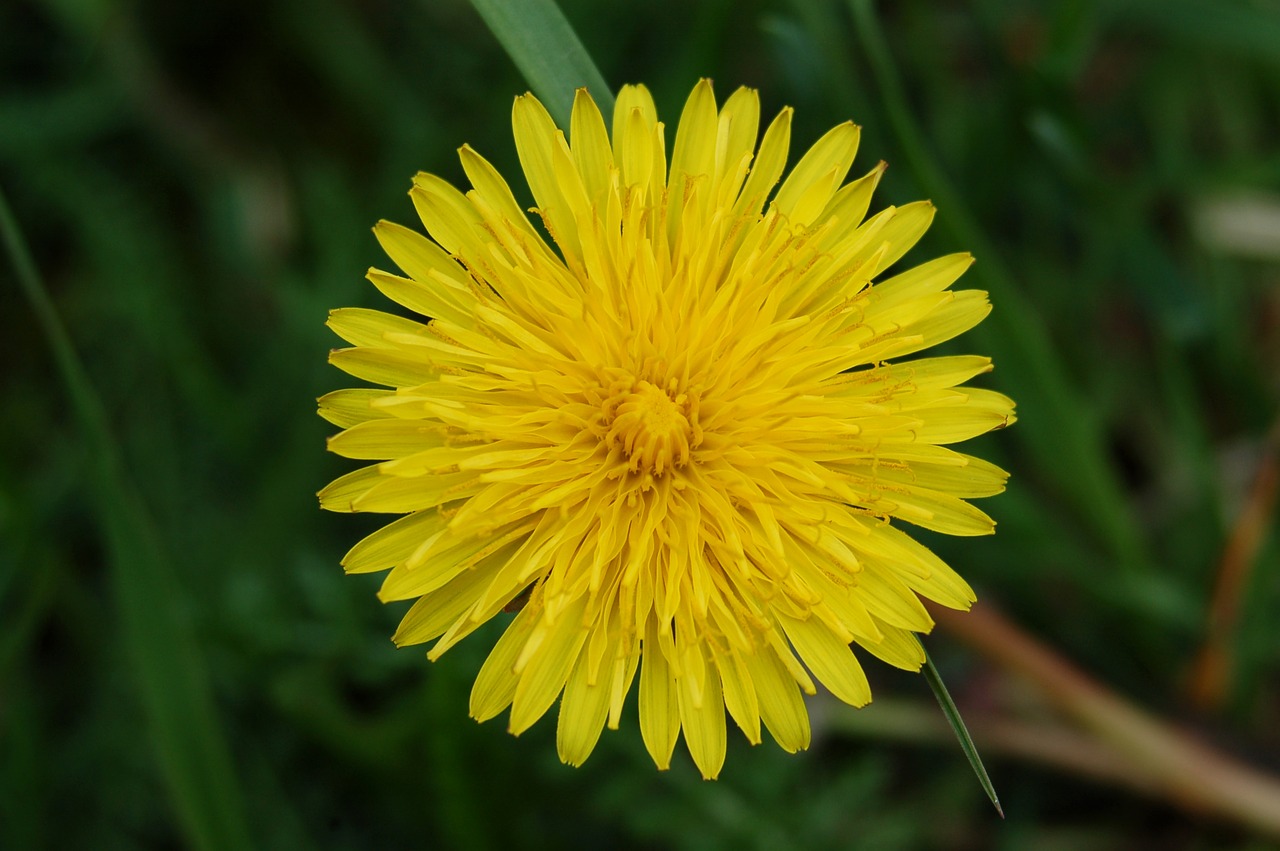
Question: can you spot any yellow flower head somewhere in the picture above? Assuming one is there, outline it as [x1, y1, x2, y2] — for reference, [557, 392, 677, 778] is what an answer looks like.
[319, 80, 1014, 779]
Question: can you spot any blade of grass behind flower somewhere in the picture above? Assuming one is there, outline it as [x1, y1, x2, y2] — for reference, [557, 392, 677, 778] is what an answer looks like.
[0, 186, 253, 851]
[922, 646, 1003, 818]
[464, 0, 614, 128]
[846, 0, 1150, 577]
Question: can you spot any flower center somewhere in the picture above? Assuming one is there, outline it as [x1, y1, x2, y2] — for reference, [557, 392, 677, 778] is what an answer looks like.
[605, 380, 698, 475]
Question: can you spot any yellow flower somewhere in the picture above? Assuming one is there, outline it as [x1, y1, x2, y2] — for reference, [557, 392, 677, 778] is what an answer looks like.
[319, 80, 1014, 779]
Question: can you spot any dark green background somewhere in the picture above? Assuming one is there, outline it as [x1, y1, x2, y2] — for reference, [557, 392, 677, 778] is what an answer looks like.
[3, 0, 1279, 848]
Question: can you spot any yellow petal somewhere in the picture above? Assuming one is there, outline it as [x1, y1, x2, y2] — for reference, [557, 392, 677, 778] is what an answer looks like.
[317, 388, 394, 428]
[372, 219, 469, 287]
[611, 84, 658, 149]
[639, 617, 680, 769]
[668, 79, 719, 244]
[557, 638, 613, 766]
[816, 161, 887, 242]
[318, 464, 383, 512]
[745, 647, 810, 753]
[910, 389, 1017, 444]
[715, 86, 760, 185]
[861, 482, 998, 536]
[378, 518, 535, 602]
[366, 268, 473, 328]
[855, 624, 925, 671]
[788, 554, 883, 645]
[773, 121, 860, 227]
[393, 563, 493, 647]
[458, 144, 539, 241]
[866, 454, 1009, 499]
[607, 646, 641, 729]
[670, 78, 718, 185]
[509, 594, 590, 735]
[824, 354, 993, 397]
[327, 418, 447, 460]
[550, 128, 595, 225]
[677, 646, 727, 779]
[712, 647, 760, 744]
[570, 88, 614, 206]
[616, 104, 654, 194]
[734, 106, 791, 218]
[865, 523, 976, 610]
[327, 347, 438, 387]
[470, 604, 539, 722]
[341, 509, 450, 574]
[873, 251, 974, 306]
[353, 469, 479, 514]
[853, 563, 934, 631]
[326, 307, 430, 348]
[778, 614, 872, 707]
[409, 176, 494, 269]
[870, 290, 992, 361]
[864, 200, 936, 277]
[512, 93, 582, 266]
[648, 121, 668, 201]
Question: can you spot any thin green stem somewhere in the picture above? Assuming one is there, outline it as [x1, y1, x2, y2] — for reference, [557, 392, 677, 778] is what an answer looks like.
[922, 646, 1003, 817]
[847, 0, 1150, 575]
[0, 190, 114, 463]
[935, 601, 1280, 837]
[0, 185, 254, 851]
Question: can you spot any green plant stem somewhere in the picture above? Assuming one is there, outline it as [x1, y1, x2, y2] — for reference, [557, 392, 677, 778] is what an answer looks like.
[922, 647, 1003, 817]
[0, 186, 253, 851]
[464, 0, 614, 128]
[847, 0, 1150, 575]
[934, 601, 1280, 837]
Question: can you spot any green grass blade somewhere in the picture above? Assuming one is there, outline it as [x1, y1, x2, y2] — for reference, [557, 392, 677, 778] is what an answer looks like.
[846, 0, 1150, 575]
[0, 186, 254, 851]
[464, 0, 614, 127]
[921, 646, 1003, 817]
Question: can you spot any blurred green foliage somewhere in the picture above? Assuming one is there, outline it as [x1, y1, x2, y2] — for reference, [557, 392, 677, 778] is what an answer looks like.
[2, 0, 1279, 848]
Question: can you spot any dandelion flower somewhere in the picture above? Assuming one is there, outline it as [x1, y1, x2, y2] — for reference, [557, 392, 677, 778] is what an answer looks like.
[319, 80, 1014, 779]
